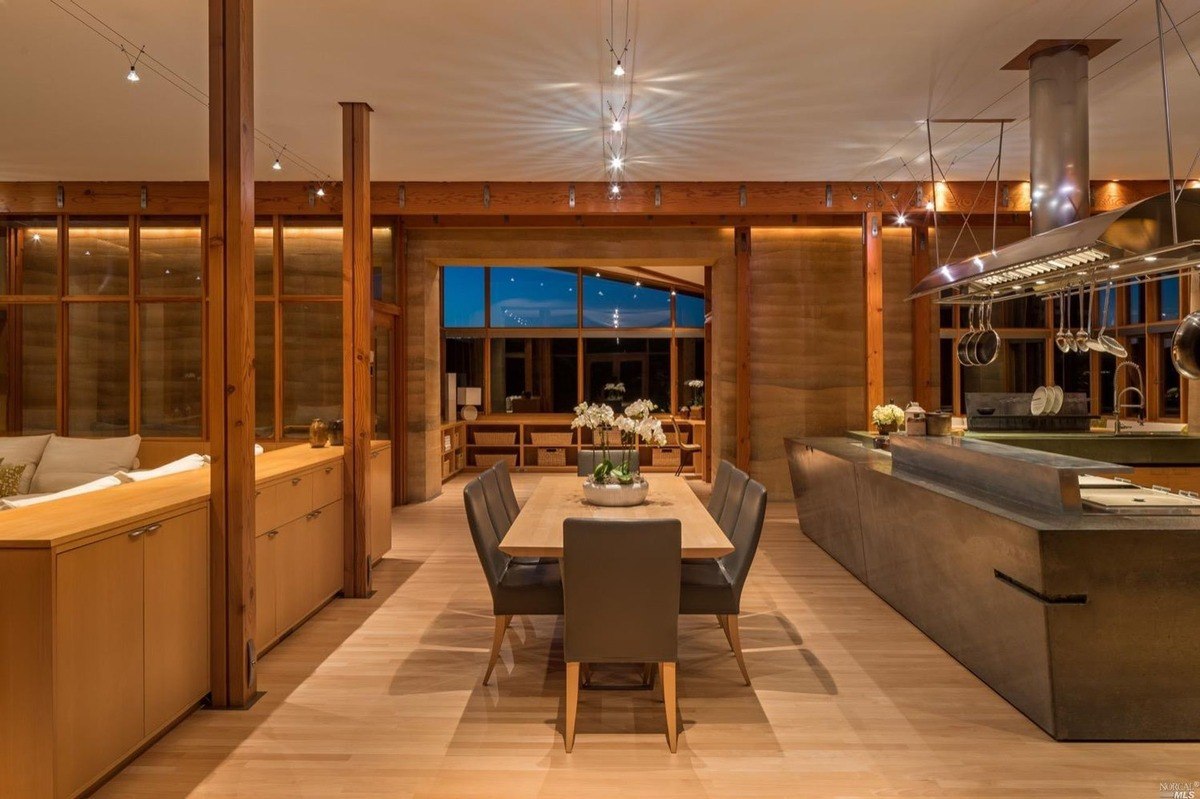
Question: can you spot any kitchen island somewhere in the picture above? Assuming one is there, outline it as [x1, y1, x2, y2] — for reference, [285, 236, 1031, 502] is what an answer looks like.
[786, 435, 1200, 741]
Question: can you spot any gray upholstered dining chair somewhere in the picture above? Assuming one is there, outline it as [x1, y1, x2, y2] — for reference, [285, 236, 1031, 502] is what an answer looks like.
[493, 458, 522, 521]
[577, 448, 639, 476]
[716, 466, 750, 537]
[707, 460, 734, 520]
[478, 467, 512, 539]
[680, 477, 767, 685]
[463, 477, 563, 685]
[561, 518, 682, 753]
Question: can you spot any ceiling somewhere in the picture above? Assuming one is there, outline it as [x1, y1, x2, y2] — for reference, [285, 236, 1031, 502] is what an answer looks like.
[5, 0, 1200, 183]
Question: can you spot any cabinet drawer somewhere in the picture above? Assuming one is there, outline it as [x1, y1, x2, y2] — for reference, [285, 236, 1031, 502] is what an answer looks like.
[255, 483, 281, 535]
[275, 472, 314, 520]
[312, 500, 344, 601]
[255, 530, 278, 648]
[312, 461, 342, 509]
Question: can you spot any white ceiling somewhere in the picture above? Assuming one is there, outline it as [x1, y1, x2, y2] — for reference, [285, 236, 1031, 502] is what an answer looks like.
[5, 0, 1200, 183]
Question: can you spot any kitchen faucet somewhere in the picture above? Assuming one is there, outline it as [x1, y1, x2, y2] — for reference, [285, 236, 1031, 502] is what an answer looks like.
[1112, 361, 1146, 435]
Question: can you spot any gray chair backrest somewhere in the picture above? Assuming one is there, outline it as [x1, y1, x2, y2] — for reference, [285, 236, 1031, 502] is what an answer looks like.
[577, 448, 639, 477]
[463, 478, 510, 596]
[562, 518, 681, 664]
[494, 459, 521, 521]
[717, 467, 750, 536]
[479, 467, 512, 538]
[707, 460, 733, 520]
[721, 478, 767, 602]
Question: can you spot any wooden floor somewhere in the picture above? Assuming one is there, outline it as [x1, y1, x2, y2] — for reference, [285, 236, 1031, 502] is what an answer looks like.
[99, 474, 1199, 798]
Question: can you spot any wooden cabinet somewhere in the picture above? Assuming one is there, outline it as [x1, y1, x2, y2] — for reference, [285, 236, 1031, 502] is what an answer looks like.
[0, 505, 212, 799]
[143, 508, 210, 734]
[54, 529, 145, 797]
[253, 457, 347, 654]
[370, 444, 393, 562]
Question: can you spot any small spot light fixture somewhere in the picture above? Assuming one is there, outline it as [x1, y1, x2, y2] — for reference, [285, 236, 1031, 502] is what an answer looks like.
[613, 61, 625, 77]
[925, 201, 934, 211]
[896, 214, 907, 226]
[272, 148, 283, 171]
[121, 44, 145, 83]
[316, 185, 326, 197]
[31, 233, 41, 243]
[608, 182, 622, 199]
[611, 119, 623, 132]
[610, 155, 623, 170]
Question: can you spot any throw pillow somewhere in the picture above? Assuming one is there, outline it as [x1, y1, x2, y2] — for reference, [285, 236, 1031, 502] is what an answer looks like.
[0, 463, 23, 498]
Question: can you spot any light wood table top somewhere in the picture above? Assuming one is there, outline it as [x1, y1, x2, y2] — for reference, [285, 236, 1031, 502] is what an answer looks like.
[499, 474, 733, 559]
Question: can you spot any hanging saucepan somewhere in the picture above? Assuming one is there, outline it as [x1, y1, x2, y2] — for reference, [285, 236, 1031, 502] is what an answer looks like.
[957, 303, 979, 366]
[1171, 309, 1200, 379]
[973, 300, 1000, 366]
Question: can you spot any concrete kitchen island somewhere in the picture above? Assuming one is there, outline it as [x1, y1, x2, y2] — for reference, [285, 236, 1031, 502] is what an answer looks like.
[785, 435, 1200, 741]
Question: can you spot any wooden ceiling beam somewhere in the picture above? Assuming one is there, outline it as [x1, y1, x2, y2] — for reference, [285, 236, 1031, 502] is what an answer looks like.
[0, 180, 1174, 218]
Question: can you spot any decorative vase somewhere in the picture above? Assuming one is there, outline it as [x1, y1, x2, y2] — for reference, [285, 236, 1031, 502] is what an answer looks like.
[328, 419, 345, 446]
[308, 418, 329, 448]
[691, 406, 705, 421]
[876, 422, 897, 436]
[680, 406, 691, 419]
[582, 477, 650, 507]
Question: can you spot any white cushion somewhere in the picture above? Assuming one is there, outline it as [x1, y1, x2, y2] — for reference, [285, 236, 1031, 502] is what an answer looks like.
[30, 434, 142, 494]
[1, 475, 122, 509]
[0, 434, 52, 494]
[116, 454, 207, 483]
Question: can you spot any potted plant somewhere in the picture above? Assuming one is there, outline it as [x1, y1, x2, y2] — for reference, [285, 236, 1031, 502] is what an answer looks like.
[871, 402, 906, 435]
[686, 379, 704, 420]
[572, 398, 667, 507]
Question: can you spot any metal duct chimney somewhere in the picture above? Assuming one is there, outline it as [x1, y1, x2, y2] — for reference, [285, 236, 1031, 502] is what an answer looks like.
[1028, 44, 1090, 235]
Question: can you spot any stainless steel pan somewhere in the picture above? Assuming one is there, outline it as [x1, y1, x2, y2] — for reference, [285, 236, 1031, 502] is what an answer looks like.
[1172, 310, 1200, 379]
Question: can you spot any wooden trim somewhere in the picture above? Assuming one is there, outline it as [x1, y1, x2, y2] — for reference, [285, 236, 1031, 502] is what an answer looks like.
[206, 0, 257, 708]
[734, 226, 750, 472]
[703, 264, 713, 481]
[393, 218, 406, 504]
[864, 212, 884, 420]
[911, 225, 933, 410]
[339, 101, 372, 599]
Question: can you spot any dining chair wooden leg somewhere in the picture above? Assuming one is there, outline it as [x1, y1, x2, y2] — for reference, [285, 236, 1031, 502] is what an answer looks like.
[718, 614, 733, 648]
[661, 662, 678, 753]
[482, 615, 511, 685]
[565, 662, 580, 753]
[724, 614, 752, 686]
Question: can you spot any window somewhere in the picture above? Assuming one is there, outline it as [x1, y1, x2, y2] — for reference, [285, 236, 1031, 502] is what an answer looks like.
[491, 267, 578, 328]
[282, 219, 342, 295]
[372, 224, 396, 303]
[255, 221, 274, 295]
[1159, 275, 1181, 321]
[68, 303, 130, 435]
[584, 337, 671, 411]
[676, 292, 705, 328]
[139, 303, 202, 436]
[583, 274, 671, 328]
[1161, 335, 1182, 417]
[676, 337, 705, 413]
[1128, 283, 1145, 325]
[489, 337, 579, 413]
[255, 302, 275, 437]
[139, 218, 203, 297]
[444, 337, 485, 417]
[373, 323, 392, 436]
[1, 219, 57, 295]
[442, 267, 485, 328]
[0, 304, 57, 434]
[282, 302, 342, 435]
[69, 218, 129, 295]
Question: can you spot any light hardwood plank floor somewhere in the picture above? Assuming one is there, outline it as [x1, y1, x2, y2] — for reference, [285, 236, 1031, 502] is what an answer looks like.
[98, 474, 1199, 798]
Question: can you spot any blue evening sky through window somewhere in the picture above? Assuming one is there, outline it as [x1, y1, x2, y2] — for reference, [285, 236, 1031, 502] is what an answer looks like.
[490, 267, 578, 328]
[676, 292, 704, 327]
[442, 266, 485, 327]
[583, 274, 671, 328]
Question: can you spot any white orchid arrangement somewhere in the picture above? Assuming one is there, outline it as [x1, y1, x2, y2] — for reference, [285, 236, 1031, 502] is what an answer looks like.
[686, 378, 704, 406]
[572, 398, 665, 484]
[871, 403, 905, 430]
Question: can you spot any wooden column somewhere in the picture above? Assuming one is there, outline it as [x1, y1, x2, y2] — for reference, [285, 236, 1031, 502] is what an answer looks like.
[734, 226, 751, 472]
[341, 101, 373, 598]
[911, 225, 933, 410]
[864, 212, 885, 421]
[207, 0, 257, 708]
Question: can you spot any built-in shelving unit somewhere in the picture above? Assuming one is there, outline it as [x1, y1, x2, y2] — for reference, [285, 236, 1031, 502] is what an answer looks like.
[440, 421, 467, 481]
[461, 414, 705, 475]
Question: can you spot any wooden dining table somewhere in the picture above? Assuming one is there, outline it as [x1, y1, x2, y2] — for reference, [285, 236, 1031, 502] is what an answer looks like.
[499, 474, 734, 559]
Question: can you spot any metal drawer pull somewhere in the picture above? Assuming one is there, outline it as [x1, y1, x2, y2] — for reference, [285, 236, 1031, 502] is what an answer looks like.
[255, 490, 262, 498]
[307, 509, 323, 521]
[291, 477, 302, 486]
[325, 466, 335, 473]
[128, 523, 162, 539]
[267, 530, 279, 539]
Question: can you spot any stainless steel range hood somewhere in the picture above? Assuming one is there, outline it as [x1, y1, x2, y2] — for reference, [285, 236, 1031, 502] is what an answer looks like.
[908, 189, 1200, 302]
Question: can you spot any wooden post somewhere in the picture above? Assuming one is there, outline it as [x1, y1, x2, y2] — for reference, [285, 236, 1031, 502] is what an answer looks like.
[911, 225, 933, 410]
[341, 101, 372, 598]
[864, 212, 885, 422]
[207, 0, 256, 708]
[734, 226, 751, 472]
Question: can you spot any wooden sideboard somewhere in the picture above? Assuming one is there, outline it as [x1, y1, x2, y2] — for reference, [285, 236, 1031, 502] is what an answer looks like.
[461, 414, 706, 476]
[0, 443, 393, 799]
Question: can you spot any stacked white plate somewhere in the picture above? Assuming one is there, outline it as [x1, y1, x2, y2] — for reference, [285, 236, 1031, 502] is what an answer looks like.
[1030, 385, 1064, 416]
